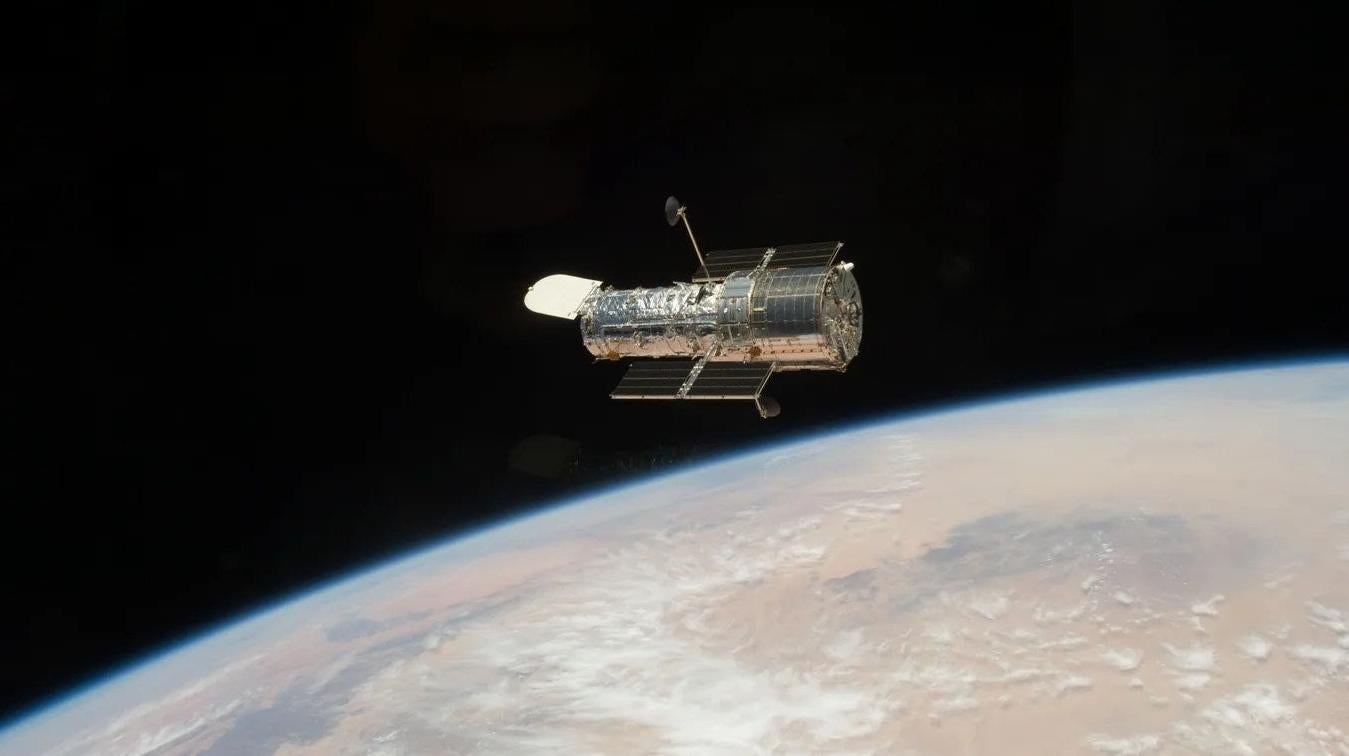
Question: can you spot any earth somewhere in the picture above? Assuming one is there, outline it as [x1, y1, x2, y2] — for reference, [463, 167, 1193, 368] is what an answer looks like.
[5, 361, 1349, 755]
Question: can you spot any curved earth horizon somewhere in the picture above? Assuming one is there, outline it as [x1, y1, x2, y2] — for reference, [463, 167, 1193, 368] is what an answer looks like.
[4, 359, 1348, 754]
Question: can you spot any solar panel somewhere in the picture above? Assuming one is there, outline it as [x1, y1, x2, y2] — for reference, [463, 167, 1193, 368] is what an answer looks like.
[691, 242, 842, 282]
[768, 241, 842, 270]
[692, 247, 771, 282]
[684, 361, 774, 399]
[610, 360, 696, 399]
[610, 359, 775, 401]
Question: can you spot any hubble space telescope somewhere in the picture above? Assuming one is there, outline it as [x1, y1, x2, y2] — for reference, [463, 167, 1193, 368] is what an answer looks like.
[524, 197, 862, 418]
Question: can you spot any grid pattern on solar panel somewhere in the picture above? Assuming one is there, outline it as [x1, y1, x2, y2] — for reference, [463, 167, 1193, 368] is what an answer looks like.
[684, 362, 774, 398]
[769, 241, 842, 269]
[692, 247, 770, 281]
[610, 360, 696, 398]
[692, 242, 841, 281]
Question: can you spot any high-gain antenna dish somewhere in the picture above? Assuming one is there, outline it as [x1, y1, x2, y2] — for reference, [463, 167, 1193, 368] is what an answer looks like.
[665, 195, 707, 279]
[664, 195, 683, 227]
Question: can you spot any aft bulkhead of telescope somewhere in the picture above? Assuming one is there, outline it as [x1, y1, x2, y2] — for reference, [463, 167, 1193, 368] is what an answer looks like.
[523, 197, 862, 418]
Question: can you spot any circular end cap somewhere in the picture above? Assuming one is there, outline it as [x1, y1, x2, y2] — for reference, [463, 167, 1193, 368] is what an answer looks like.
[822, 264, 863, 365]
[664, 196, 682, 226]
[759, 396, 781, 418]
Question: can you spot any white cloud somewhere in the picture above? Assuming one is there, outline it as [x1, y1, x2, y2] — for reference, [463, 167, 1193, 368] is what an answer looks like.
[1306, 601, 1347, 634]
[968, 593, 1010, 621]
[349, 510, 897, 754]
[931, 696, 978, 715]
[1174, 674, 1210, 692]
[1055, 675, 1093, 697]
[1236, 635, 1271, 662]
[1085, 733, 1160, 754]
[1163, 643, 1216, 672]
[1168, 684, 1342, 754]
[1101, 648, 1142, 672]
[1190, 595, 1225, 617]
[1288, 645, 1348, 676]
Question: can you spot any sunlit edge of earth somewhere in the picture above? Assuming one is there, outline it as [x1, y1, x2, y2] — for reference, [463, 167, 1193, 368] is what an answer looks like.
[4, 350, 1347, 740]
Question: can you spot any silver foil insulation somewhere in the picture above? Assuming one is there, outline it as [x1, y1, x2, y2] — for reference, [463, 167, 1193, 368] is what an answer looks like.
[578, 263, 862, 371]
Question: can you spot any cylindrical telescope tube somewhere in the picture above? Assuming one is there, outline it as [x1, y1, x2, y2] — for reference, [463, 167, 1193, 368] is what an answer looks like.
[578, 263, 862, 371]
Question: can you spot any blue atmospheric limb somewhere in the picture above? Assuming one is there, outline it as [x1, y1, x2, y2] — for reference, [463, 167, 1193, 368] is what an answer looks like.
[2, 350, 1346, 742]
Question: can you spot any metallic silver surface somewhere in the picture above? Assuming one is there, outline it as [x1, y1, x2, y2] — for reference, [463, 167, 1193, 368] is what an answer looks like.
[581, 281, 719, 359]
[578, 261, 862, 371]
[524, 197, 862, 417]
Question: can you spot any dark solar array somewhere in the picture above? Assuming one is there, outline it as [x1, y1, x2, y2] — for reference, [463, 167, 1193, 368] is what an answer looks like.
[691, 242, 842, 282]
[769, 241, 842, 269]
[682, 362, 773, 398]
[692, 247, 770, 282]
[609, 360, 697, 398]
[610, 360, 774, 399]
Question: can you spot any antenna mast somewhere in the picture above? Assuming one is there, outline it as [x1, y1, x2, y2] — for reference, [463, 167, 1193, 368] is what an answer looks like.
[665, 196, 707, 280]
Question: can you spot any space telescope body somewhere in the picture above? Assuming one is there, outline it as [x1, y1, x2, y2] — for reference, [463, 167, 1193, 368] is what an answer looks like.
[524, 198, 862, 418]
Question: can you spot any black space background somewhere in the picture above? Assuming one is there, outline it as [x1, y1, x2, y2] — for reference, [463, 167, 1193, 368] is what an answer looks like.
[5, 0, 1347, 723]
